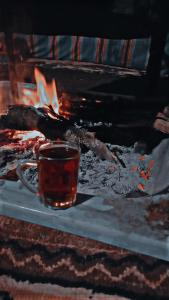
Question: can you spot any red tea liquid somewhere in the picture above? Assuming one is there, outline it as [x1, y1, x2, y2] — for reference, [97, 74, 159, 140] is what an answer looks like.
[38, 145, 80, 209]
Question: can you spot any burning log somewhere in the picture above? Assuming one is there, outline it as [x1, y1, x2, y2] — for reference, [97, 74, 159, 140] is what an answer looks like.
[0, 104, 121, 164]
[0, 104, 71, 138]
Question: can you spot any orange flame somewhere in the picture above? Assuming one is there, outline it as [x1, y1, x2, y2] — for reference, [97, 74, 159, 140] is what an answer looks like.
[34, 68, 59, 113]
[20, 68, 59, 114]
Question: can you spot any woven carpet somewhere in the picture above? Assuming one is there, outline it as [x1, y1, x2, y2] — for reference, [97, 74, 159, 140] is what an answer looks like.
[0, 215, 169, 300]
[0, 275, 129, 300]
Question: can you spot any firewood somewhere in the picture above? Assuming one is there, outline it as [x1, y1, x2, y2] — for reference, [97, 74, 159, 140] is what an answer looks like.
[0, 104, 72, 139]
[153, 106, 169, 134]
[0, 104, 123, 165]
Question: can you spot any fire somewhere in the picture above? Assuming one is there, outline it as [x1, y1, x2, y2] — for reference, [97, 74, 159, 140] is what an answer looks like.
[21, 68, 59, 114]
[12, 130, 45, 141]
[34, 68, 59, 113]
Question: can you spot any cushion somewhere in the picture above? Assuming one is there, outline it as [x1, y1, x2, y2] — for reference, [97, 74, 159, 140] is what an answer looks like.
[12, 33, 151, 70]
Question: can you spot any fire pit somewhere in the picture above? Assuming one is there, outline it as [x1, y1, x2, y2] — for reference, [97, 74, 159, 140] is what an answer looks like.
[1, 66, 169, 260]
[1, 2, 169, 299]
[0, 63, 168, 196]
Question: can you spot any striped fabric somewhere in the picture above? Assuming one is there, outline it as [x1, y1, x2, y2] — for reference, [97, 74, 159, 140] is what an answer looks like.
[100, 38, 151, 69]
[12, 33, 151, 70]
[0, 275, 129, 300]
[0, 33, 151, 70]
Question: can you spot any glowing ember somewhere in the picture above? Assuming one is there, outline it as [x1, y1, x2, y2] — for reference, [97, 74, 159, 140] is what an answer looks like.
[21, 68, 59, 114]
[139, 155, 145, 161]
[138, 183, 145, 192]
[132, 158, 155, 192]
[139, 160, 155, 181]
[131, 165, 138, 172]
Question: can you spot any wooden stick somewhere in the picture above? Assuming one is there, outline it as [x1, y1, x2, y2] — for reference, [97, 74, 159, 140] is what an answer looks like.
[0, 104, 124, 164]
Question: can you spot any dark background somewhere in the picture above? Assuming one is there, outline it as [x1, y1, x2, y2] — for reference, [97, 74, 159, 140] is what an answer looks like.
[0, 0, 169, 151]
[0, 0, 169, 38]
[1, 0, 169, 96]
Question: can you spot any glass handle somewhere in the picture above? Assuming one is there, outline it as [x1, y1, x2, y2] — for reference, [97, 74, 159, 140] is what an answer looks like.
[16, 160, 38, 193]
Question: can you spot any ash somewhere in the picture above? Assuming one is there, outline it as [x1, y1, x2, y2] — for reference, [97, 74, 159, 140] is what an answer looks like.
[78, 145, 151, 196]
[0, 129, 154, 196]
[24, 144, 152, 197]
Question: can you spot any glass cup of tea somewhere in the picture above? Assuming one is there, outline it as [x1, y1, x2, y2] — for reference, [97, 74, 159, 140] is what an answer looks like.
[16, 141, 81, 209]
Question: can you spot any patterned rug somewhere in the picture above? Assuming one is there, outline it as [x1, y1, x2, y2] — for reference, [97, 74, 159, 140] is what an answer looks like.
[0, 275, 130, 300]
[0, 216, 169, 299]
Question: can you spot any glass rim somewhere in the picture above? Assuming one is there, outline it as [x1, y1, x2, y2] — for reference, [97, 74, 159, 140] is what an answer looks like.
[38, 140, 80, 161]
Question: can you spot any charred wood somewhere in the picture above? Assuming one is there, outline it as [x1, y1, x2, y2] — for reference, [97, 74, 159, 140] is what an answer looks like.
[0, 104, 121, 165]
[0, 105, 72, 139]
